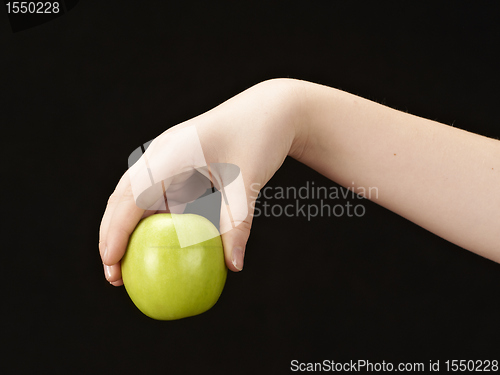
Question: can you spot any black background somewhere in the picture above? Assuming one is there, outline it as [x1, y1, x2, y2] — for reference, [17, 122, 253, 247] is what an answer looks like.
[1, 1, 499, 374]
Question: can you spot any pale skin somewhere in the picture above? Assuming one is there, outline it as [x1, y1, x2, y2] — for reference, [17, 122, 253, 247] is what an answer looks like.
[99, 78, 500, 286]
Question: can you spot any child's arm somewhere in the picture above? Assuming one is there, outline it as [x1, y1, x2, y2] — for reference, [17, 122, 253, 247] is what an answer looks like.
[100, 78, 500, 286]
[292, 80, 500, 261]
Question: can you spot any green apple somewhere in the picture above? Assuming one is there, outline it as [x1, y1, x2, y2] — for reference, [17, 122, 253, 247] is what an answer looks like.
[121, 213, 227, 320]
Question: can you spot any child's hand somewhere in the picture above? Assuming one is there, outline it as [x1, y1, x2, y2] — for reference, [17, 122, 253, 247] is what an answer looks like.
[99, 79, 307, 285]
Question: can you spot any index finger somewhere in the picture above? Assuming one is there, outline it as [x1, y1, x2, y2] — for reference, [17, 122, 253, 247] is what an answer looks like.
[100, 171, 145, 266]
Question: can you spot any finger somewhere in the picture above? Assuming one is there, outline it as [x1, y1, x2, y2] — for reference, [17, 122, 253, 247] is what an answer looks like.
[99, 171, 130, 260]
[104, 183, 145, 266]
[103, 205, 167, 286]
[99, 174, 161, 286]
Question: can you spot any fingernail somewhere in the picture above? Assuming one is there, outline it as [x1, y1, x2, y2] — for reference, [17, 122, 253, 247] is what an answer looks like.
[104, 264, 112, 280]
[231, 246, 245, 271]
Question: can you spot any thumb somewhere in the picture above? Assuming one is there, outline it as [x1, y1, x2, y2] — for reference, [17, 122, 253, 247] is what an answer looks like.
[221, 211, 253, 272]
[218, 180, 258, 272]
[211, 162, 258, 272]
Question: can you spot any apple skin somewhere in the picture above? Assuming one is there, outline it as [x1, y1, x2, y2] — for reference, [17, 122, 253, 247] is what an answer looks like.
[121, 213, 227, 320]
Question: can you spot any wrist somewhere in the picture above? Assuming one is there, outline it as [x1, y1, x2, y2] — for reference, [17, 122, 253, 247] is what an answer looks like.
[252, 78, 310, 160]
[267, 78, 310, 161]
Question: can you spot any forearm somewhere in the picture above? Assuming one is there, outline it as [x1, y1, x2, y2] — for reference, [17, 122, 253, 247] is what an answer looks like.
[291, 80, 500, 262]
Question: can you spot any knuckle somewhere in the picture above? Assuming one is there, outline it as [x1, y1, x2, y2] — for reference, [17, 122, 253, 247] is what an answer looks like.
[234, 216, 252, 236]
[108, 191, 120, 206]
[121, 184, 135, 200]
[107, 185, 135, 207]
[107, 192, 120, 206]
